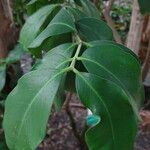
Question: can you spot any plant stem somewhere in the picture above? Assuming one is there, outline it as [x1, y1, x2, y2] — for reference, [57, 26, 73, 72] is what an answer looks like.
[65, 92, 88, 150]
[70, 35, 82, 68]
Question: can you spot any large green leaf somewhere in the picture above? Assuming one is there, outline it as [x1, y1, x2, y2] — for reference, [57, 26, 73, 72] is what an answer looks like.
[0, 64, 6, 92]
[28, 8, 76, 55]
[79, 43, 144, 114]
[76, 17, 113, 41]
[3, 43, 76, 150]
[4, 69, 64, 150]
[20, 4, 59, 50]
[75, 72, 137, 150]
[138, 0, 150, 15]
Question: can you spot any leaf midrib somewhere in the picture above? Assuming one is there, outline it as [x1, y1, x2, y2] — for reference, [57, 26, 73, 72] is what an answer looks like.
[15, 43, 77, 147]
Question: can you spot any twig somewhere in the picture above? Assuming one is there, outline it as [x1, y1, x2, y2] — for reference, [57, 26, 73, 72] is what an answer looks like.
[64, 92, 88, 150]
[70, 103, 86, 109]
[142, 38, 150, 81]
[126, 0, 144, 55]
[102, 0, 122, 44]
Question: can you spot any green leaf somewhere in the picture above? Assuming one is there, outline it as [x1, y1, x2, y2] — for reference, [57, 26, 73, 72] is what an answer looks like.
[76, 72, 137, 150]
[6, 44, 25, 64]
[27, 0, 50, 15]
[3, 43, 76, 150]
[35, 43, 76, 110]
[89, 40, 141, 64]
[4, 69, 64, 150]
[79, 43, 144, 115]
[20, 4, 59, 50]
[68, 7, 87, 21]
[77, 17, 113, 41]
[28, 8, 76, 56]
[29, 32, 72, 57]
[35, 43, 76, 70]
[80, 0, 100, 19]
[28, 0, 38, 5]
[0, 64, 6, 92]
[138, 0, 150, 15]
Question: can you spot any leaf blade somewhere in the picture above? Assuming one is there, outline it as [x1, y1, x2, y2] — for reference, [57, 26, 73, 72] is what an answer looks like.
[3, 43, 75, 150]
[75, 72, 137, 150]
[77, 17, 113, 41]
[20, 4, 59, 50]
[28, 8, 76, 52]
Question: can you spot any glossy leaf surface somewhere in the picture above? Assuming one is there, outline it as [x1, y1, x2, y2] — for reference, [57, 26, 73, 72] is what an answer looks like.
[80, 43, 144, 113]
[77, 17, 113, 41]
[4, 43, 75, 150]
[76, 72, 137, 150]
[29, 8, 76, 49]
[20, 4, 59, 50]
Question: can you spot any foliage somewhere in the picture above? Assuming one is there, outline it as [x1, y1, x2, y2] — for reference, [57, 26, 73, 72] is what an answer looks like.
[138, 0, 150, 15]
[3, 0, 144, 150]
[0, 44, 25, 149]
[12, 0, 30, 26]
[0, 44, 24, 94]
[110, 0, 132, 42]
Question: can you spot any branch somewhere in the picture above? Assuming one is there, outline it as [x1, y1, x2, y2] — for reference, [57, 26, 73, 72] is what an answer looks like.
[142, 38, 150, 81]
[0, 0, 18, 58]
[126, 0, 144, 55]
[1, 0, 13, 22]
[64, 92, 87, 150]
[102, 0, 122, 44]
[70, 103, 86, 109]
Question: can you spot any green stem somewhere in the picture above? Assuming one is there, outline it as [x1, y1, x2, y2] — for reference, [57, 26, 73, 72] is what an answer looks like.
[70, 34, 82, 68]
